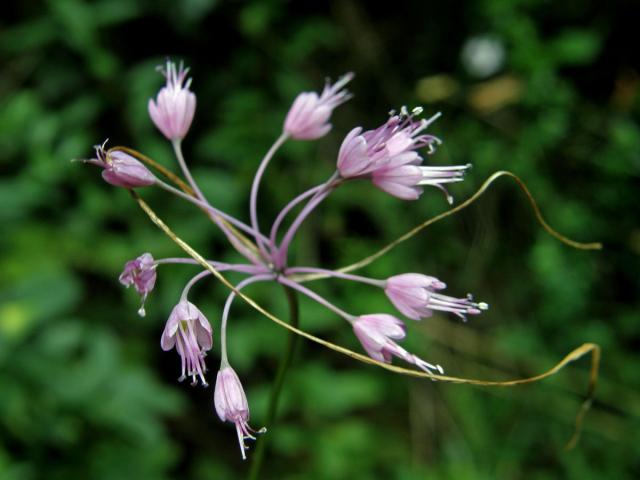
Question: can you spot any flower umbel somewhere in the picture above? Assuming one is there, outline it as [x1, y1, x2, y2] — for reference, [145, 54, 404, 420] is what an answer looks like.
[353, 314, 444, 375]
[119, 252, 157, 316]
[284, 72, 354, 140]
[385, 273, 488, 321]
[161, 300, 213, 385]
[214, 366, 266, 460]
[84, 62, 503, 462]
[148, 60, 196, 141]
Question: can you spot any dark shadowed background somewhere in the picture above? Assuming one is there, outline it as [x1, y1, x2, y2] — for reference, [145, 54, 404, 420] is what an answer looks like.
[1, 1, 638, 479]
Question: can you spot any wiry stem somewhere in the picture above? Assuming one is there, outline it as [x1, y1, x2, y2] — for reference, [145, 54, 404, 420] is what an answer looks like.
[248, 286, 299, 480]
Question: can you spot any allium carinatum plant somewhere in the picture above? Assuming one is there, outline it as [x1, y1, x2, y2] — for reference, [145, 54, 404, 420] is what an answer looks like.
[81, 60, 601, 465]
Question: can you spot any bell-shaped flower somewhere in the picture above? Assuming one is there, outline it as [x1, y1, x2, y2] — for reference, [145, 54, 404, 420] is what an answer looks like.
[353, 314, 443, 375]
[161, 300, 213, 386]
[85, 141, 156, 188]
[148, 60, 196, 141]
[214, 366, 266, 460]
[284, 72, 354, 140]
[385, 273, 488, 321]
[119, 252, 157, 316]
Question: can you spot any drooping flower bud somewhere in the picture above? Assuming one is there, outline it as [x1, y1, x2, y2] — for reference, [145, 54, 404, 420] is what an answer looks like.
[148, 60, 196, 141]
[284, 72, 354, 140]
[85, 141, 156, 188]
[353, 314, 443, 375]
[214, 366, 266, 460]
[119, 252, 157, 316]
[385, 273, 488, 321]
[161, 300, 212, 386]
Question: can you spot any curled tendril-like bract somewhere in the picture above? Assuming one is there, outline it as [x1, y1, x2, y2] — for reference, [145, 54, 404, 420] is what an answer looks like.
[126, 149, 601, 450]
[291, 170, 602, 282]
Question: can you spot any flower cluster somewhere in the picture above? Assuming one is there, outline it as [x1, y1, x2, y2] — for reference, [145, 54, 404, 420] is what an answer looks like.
[84, 60, 488, 459]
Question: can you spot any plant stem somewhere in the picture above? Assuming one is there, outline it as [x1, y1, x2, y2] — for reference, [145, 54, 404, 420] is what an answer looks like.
[248, 286, 299, 480]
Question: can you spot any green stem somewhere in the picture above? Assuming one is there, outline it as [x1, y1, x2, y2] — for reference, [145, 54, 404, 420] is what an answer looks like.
[248, 286, 299, 479]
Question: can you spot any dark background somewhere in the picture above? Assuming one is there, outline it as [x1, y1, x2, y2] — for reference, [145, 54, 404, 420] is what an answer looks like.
[1, 0, 638, 479]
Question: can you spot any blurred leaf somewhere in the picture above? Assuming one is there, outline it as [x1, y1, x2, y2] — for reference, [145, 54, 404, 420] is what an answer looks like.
[551, 29, 601, 66]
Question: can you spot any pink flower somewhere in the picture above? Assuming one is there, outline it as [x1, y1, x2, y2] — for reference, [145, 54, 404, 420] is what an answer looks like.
[86, 141, 156, 188]
[148, 60, 196, 141]
[119, 253, 157, 316]
[214, 366, 266, 460]
[284, 72, 354, 140]
[337, 107, 440, 177]
[337, 108, 470, 201]
[161, 300, 212, 386]
[353, 314, 443, 374]
[385, 273, 488, 321]
[371, 163, 470, 202]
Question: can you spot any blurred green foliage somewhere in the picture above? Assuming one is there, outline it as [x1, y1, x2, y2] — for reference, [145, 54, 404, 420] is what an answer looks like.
[1, 0, 638, 479]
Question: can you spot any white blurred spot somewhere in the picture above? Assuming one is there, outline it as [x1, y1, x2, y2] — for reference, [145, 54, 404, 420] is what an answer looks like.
[461, 35, 506, 78]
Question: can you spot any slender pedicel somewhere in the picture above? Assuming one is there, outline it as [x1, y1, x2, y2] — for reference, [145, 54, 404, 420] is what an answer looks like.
[249, 133, 288, 257]
[271, 172, 341, 266]
[275, 177, 338, 268]
[220, 274, 275, 363]
[155, 178, 269, 244]
[154, 258, 269, 275]
[173, 139, 207, 204]
[180, 266, 272, 302]
[275, 190, 331, 268]
[285, 267, 384, 287]
[269, 184, 324, 248]
[181, 270, 212, 300]
[277, 277, 354, 322]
